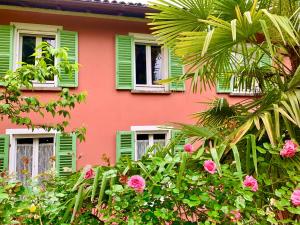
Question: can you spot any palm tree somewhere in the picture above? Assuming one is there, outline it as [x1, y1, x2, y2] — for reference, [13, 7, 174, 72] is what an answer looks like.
[148, 0, 300, 147]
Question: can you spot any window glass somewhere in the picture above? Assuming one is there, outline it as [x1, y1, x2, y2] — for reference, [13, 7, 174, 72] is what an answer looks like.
[136, 133, 167, 160]
[20, 35, 56, 82]
[38, 137, 54, 174]
[42, 37, 56, 67]
[137, 134, 149, 159]
[16, 138, 33, 184]
[15, 137, 54, 183]
[22, 36, 36, 65]
[153, 133, 166, 149]
[135, 44, 147, 85]
[151, 46, 163, 85]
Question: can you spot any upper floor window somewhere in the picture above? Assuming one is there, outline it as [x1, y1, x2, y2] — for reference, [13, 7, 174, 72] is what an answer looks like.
[134, 35, 168, 92]
[13, 23, 61, 88]
[217, 50, 271, 96]
[0, 22, 79, 89]
[116, 34, 185, 93]
[135, 44, 163, 85]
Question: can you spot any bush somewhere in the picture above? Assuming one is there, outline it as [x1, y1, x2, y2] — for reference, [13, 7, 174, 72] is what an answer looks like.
[58, 140, 300, 224]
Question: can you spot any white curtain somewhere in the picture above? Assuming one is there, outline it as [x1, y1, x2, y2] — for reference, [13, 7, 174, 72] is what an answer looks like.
[38, 143, 54, 174]
[137, 139, 166, 159]
[153, 52, 163, 82]
[16, 142, 54, 183]
[137, 140, 149, 160]
[16, 144, 33, 183]
[154, 139, 166, 146]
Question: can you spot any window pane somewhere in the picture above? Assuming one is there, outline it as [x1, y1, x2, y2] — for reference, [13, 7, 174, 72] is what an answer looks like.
[42, 37, 56, 48]
[135, 44, 147, 85]
[137, 134, 149, 159]
[42, 37, 56, 80]
[16, 139, 33, 184]
[153, 133, 166, 147]
[22, 36, 36, 65]
[38, 138, 54, 175]
[39, 137, 54, 144]
[151, 46, 163, 85]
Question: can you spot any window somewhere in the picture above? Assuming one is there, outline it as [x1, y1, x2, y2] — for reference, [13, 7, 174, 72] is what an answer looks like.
[12, 23, 62, 88]
[115, 34, 185, 92]
[135, 43, 165, 90]
[20, 35, 56, 82]
[231, 76, 260, 95]
[116, 128, 186, 162]
[4, 129, 77, 180]
[136, 132, 167, 160]
[15, 137, 54, 183]
[217, 50, 270, 96]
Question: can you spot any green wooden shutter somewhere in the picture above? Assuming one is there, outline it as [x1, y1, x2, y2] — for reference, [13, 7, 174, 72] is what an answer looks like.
[0, 25, 14, 78]
[169, 50, 185, 91]
[217, 73, 232, 93]
[171, 130, 187, 153]
[58, 30, 78, 87]
[259, 53, 272, 68]
[0, 135, 9, 171]
[116, 131, 135, 162]
[55, 133, 76, 177]
[116, 35, 133, 90]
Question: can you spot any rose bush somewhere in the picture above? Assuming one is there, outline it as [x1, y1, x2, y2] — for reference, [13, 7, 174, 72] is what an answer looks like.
[56, 136, 300, 224]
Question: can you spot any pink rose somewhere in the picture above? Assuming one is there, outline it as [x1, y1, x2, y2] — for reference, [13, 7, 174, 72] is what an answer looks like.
[230, 210, 241, 222]
[204, 160, 217, 174]
[127, 175, 146, 192]
[280, 140, 298, 158]
[83, 165, 95, 179]
[243, 175, 258, 192]
[291, 190, 300, 206]
[184, 144, 194, 153]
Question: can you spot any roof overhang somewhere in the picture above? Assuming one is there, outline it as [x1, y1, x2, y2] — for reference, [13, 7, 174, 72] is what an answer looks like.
[0, 0, 156, 19]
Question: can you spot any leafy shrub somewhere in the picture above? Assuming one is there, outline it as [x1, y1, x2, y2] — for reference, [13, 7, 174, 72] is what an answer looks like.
[57, 139, 300, 224]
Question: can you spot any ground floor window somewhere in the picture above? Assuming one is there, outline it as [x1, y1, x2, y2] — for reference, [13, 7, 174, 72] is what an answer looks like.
[136, 132, 167, 159]
[131, 126, 171, 160]
[16, 137, 54, 182]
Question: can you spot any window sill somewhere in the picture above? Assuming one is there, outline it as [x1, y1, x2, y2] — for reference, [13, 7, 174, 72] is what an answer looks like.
[229, 92, 261, 96]
[131, 89, 171, 95]
[20, 86, 62, 92]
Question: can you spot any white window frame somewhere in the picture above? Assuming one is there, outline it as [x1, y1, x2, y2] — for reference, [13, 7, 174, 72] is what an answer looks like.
[230, 76, 261, 96]
[130, 33, 169, 92]
[6, 128, 58, 179]
[131, 126, 172, 160]
[11, 22, 62, 88]
[229, 50, 261, 96]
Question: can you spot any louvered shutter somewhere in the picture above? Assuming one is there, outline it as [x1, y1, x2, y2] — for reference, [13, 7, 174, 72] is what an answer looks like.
[58, 30, 78, 87]
[55, 133, 76, 177]
[116, 35, 133, 90]
[217, 73, 232, 93]
[259, 53, 272, 68]
[171, 130, 187, 153]
[169, 50, 185, 91]
[0, 135, 9, 171]
[0, 25, 13, 79]
[116, 131, 135, 162]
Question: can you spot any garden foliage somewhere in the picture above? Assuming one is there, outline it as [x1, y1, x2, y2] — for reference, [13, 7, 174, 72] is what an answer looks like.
[1, 0, 300, 224]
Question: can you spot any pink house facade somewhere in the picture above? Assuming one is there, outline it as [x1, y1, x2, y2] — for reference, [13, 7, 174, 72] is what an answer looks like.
[0, 0, 247, 179]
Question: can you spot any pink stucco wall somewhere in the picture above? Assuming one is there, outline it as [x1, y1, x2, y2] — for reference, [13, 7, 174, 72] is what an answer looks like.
[0, 9, 247, 168]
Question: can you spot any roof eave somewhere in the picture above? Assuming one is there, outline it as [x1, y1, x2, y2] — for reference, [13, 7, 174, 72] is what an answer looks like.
[0, 0, 157, 19]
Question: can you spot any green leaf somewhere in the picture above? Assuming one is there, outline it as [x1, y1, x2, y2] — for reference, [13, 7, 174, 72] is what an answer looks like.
[231, 144, 242, 182]
[210, 147, 222, 175]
